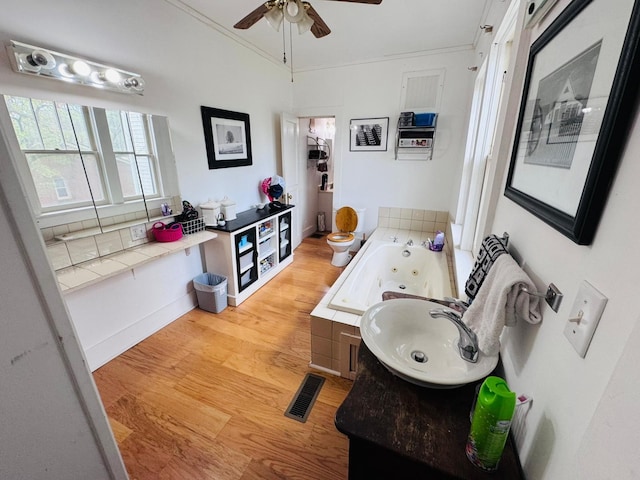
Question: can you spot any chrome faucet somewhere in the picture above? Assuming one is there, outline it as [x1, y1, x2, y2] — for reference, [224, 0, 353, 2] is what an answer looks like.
[406, 239, 414, 246]
[429, 309, 479, 363]
[444, 297, 469, 314]
[389, 235, 398, 243]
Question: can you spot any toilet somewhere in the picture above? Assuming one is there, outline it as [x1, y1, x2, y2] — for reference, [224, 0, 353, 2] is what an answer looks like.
[327, 206, 364, 267]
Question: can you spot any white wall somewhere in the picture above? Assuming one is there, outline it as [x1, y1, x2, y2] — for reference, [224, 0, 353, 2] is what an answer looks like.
[486, 1, 640, 478]
[292, 48, 476, 237]
[65, 248, 204, 370]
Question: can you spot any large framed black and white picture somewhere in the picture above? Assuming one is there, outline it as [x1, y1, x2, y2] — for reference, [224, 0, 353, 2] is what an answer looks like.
[505, 0, 640, 245]
[201, 106, 252, 169]
[349, 117, 389, 151]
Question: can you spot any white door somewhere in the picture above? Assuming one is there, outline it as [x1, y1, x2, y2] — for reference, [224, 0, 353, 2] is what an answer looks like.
[280, 112, 302, 249]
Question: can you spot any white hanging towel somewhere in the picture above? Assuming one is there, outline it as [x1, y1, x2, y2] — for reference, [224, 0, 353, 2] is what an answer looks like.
[463, 254, 542, 355]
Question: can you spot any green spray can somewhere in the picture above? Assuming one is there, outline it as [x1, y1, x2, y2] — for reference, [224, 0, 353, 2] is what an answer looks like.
[465, 376, 516, 472]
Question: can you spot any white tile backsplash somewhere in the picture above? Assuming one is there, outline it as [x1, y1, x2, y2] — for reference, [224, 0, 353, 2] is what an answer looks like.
[68, 221, 84, 232]
[82, 218, 99, 229]
[52, 225, 70, 237]
[96, 231, 124, 256]
[47, 243, 72, 270]
[41, 228, 54, 242]
[67, 237, 99, 264]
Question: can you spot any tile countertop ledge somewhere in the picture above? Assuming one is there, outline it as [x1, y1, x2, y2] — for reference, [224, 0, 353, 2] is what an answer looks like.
[56, 231, 217, 294]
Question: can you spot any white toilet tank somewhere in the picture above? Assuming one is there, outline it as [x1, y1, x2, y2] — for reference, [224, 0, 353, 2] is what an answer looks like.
[332, 207, 366, 233]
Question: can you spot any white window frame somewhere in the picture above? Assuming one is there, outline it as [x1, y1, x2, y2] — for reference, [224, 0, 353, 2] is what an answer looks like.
[455, 1, 520, 255]
[0, 96, 174, 229]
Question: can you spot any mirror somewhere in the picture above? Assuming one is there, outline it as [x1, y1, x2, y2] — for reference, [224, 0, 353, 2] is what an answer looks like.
[1, 94, 180, 238]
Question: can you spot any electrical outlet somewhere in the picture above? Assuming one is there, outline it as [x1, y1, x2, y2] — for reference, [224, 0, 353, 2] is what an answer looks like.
[564, 281, 607, 357]
[130, 224, 147, 241]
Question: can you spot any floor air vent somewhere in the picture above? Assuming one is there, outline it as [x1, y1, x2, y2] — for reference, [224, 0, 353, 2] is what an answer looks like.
[285, 373, 325, 423]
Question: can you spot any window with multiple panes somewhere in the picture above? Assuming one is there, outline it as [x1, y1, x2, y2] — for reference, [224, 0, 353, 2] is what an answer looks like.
[106, 110, 158, 200]
[5, 96, 105, 211]
[5, 95, 163, 218]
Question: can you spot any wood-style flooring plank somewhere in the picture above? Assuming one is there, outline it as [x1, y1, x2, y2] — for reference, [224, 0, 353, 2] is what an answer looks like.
[93, 235, 353, 479]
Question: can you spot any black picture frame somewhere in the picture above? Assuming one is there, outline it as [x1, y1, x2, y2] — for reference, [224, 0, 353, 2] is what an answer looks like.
[349, 117, 389, 151]
[201, 106, 252, 169]
[505, 0, 640, 244]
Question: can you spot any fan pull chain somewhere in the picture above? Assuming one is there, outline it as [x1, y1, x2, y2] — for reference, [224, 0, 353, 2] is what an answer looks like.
[289, 21, 294, 82]
[282, 25, 287, 64]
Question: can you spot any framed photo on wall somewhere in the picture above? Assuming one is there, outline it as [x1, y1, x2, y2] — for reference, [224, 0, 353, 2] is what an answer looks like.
[349, 117, 389, 151]
[201, 106, 253, 169]
[505, 0, 640, 245]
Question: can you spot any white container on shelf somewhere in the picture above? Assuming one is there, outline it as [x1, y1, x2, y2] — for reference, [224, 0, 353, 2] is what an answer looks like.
[240, 270, 251, 287]
[200, 200, 221, 226]
[221, 197, 237, 221]
[259, 236, 273, 255]
[239, 251, 253, 272]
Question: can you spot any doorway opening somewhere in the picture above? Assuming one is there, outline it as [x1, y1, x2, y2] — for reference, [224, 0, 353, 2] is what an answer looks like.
[298, 116, 336, 239]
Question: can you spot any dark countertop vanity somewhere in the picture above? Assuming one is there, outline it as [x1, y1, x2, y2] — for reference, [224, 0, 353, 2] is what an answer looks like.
[206, 204, 294, 233]
[335, 343, 524, 479]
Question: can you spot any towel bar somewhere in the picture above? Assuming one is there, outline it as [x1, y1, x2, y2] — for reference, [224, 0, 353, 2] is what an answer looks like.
[498, 232, 509, 247]
[520, 283, 563, 312]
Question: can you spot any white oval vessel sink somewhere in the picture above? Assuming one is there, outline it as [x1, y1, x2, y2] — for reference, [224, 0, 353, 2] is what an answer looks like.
[360, 299, 499, 388]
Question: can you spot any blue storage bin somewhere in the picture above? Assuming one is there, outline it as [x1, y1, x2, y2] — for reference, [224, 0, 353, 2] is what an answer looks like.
[415, 113, 437, 127]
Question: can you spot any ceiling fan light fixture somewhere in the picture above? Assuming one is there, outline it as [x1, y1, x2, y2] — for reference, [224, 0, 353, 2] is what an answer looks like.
[297, 10, 314, 34]
[283, 0, 305, 23]
[264, 3, 284, 31]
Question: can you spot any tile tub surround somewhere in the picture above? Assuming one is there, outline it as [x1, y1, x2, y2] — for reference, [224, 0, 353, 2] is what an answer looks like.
[310, 225, 457, 375]
[55, 231, 217, 293]
[377, 207, 450, 236]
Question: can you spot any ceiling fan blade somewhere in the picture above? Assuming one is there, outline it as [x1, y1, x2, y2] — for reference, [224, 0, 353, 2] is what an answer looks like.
[234, 2, 273, 30]
[305, 4, 331, 38]
[324, 0, 382, 4]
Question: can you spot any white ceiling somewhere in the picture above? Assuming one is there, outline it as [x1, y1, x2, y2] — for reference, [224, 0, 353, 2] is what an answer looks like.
[167, 0, 495, 71]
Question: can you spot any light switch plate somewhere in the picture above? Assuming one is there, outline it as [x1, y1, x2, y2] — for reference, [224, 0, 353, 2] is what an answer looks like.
[130, 224, 147, 241]
[564, 281, 607, 357]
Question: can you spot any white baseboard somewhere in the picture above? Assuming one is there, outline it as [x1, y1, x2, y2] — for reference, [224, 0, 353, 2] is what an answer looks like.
[85, 291, 197, 371]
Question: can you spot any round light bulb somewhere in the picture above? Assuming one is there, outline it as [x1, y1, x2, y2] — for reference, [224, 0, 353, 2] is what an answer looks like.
[71, 60, 91, 76]
[283, 0, 305, 23]
[58, 63, 74, 78]
[104, 68, 121, 83]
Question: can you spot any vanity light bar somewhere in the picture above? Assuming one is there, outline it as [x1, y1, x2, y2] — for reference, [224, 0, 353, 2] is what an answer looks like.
[6, 40, 145, 95]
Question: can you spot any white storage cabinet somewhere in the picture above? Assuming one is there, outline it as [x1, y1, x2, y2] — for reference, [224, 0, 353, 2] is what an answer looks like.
[204, 207, 293, 306]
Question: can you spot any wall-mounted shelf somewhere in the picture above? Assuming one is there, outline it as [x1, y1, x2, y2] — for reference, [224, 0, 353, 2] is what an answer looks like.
[395, 113, 438, 161]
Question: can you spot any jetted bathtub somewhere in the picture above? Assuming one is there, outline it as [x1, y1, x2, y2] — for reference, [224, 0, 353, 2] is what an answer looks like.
[328, 239, 453, 316]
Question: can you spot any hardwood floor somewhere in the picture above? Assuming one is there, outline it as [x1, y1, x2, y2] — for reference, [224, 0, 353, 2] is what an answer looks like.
[93, 235, 353, 480]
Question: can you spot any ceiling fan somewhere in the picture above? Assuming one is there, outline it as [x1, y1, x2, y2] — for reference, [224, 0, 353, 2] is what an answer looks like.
[234, 0, 383, 38]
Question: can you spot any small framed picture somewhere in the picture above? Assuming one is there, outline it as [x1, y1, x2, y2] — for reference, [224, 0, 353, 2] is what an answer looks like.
[201, 106, 252, 169]
[349, 117, 389, 152]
